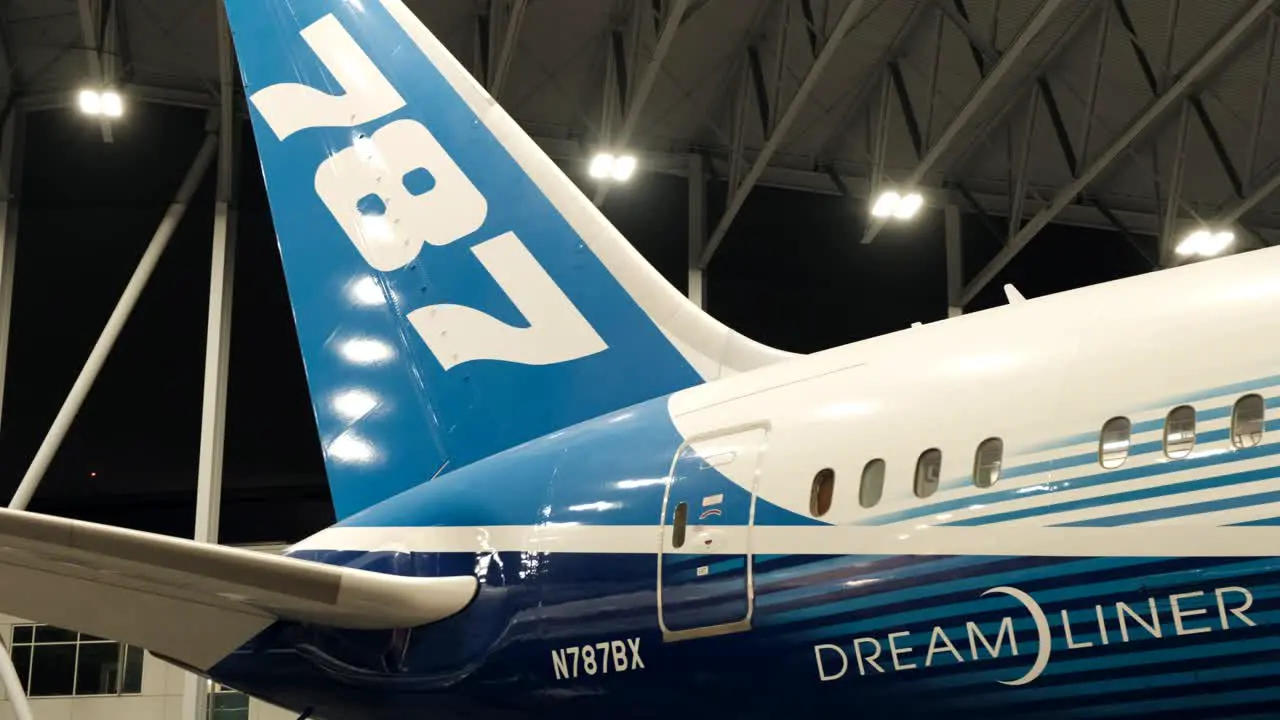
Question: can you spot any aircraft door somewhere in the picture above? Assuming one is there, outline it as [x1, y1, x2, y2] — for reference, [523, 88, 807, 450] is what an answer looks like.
[658, 426, 766, 641]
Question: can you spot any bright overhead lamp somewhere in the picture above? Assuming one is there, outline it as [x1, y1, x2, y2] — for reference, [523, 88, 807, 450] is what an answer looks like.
[78, 88, 123, 118]
[100, 90, 123, 117]
[870, 190, 924, 220]
[588, 152, 637, 182]
[1175, 228, 1234, 258]
[78, 89, 101, 115]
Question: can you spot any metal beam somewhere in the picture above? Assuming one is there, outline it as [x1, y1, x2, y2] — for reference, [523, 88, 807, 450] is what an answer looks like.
[1159, 0, 1183, 90]
[472, 4, 489, 84]
[941, 0, 1103, 176]
[1159, 101, 1191, 266]
[1218, 162, 1280, 225]
[0, 109, 21, 437]
[489, 0, 527, 100]
[1077, 2, 1111, 169]
[811, 1, 931, 162]
[800, 0, 821, 57]
[1117, 0, 1245, 197]
[727, 54, 751, 194]
[1246, 15, 1278, 189]
[870, 70, 891, 194]
[77, 0, 120, 142]
[687, 153, 706, 308]
[599, 33, 620, 143]
[8, 127, 218, 512]
[888, 60, 923, 158]
[932, 0, 999, 64]
[538, 132, 1280, 240]
[0, 107, 30, 720]
[860, 0, 1069, 244]
[1009, 84, 1040, 238]
[746, 44, 770, 135]
[944, 0, 1079, 178]
[945, 203, 963, 316]
[700, 0, 869, 267]
[594, 0, 690, 205]
[1036, 77, 1077, 176]
[767, 0, 792, 133]
[0, 1, 18, 91]
[1088, 195, 1159, 267]
[923, 10, 945, 147]
[27, 77, 1280, 245]
[959, 0, 1275, 305]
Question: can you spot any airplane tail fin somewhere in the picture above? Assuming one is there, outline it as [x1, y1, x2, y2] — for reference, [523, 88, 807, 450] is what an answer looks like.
[222, 0, 792, 518]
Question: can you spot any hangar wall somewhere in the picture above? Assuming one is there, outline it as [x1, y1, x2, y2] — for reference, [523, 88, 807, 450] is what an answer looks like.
[0, 544, 297, 720]
[0, 615, 296, 720]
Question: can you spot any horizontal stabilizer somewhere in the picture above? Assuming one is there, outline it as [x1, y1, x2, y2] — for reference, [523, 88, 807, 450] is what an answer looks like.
[0, 509, 477, 669]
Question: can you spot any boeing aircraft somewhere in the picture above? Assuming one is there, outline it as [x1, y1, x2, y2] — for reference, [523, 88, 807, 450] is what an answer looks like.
[0, 0, 1276, 717]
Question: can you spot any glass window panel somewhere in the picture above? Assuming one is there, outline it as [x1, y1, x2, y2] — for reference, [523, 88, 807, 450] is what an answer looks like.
[914, 449, 942, 499]
[12, 626, 33, 644]
[209, 690, 250, 720]
[1100, 417, 1131, 469]
[33, 626, 76, 644]
[11, 645, 30, 693]
[75, 641, 122, 696]
[29, 644, 76, 696]
[859, 459, 885, 509]
[671, 502, 688, 549]
[1164, 405, 1196, 459]
[973, 438, 1004, 489]
[1232, 394, 1265, 449]
[809, 468, 835, 517]
[122, 645, 143, 694]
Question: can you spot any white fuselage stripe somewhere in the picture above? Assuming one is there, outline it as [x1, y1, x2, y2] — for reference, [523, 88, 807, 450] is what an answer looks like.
[291, 525, 1280, 558]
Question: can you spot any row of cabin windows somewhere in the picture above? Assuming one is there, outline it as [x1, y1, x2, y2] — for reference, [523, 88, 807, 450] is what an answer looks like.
[1100, 393, 1265, 468]
[809, 437, 1003, 516]
[807, 393, 1268, 518]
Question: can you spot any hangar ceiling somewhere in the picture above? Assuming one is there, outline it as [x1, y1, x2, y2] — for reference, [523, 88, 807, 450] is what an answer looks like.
[3, 0, 1280, 303]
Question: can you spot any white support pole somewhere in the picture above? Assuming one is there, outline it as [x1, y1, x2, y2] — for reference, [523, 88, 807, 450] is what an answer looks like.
[184, 9, 238, 720]
[7, 129, 217, 512]
[0, 108, 34, 720]
[0, 109, 25, 434]
[687, 153, 706, 308]
[0, 633, 32, 720]
[196, 0, 239, 550]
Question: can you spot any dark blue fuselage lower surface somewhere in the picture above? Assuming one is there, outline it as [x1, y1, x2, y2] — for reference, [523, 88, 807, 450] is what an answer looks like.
[209, 548, 1280, 719]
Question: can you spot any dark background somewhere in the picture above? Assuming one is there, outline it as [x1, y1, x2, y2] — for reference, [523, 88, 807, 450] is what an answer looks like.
[0, 103, 1155, 544]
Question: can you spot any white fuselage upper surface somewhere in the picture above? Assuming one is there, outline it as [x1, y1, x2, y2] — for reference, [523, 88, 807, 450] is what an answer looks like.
[668, 244, 1280, 548]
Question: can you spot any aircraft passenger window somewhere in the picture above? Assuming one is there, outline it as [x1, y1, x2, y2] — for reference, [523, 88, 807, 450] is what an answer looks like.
[671, 502, 688, 549]
[1164, 405, 1196, 459]
[859, 459, 886, 508]
[810, 468, 835, 517]
[1232, 394, 1265, 449]
[914, 449, 942, 499]
[1099, 416, 1131, 469]
[973, 437, 1003, 488]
